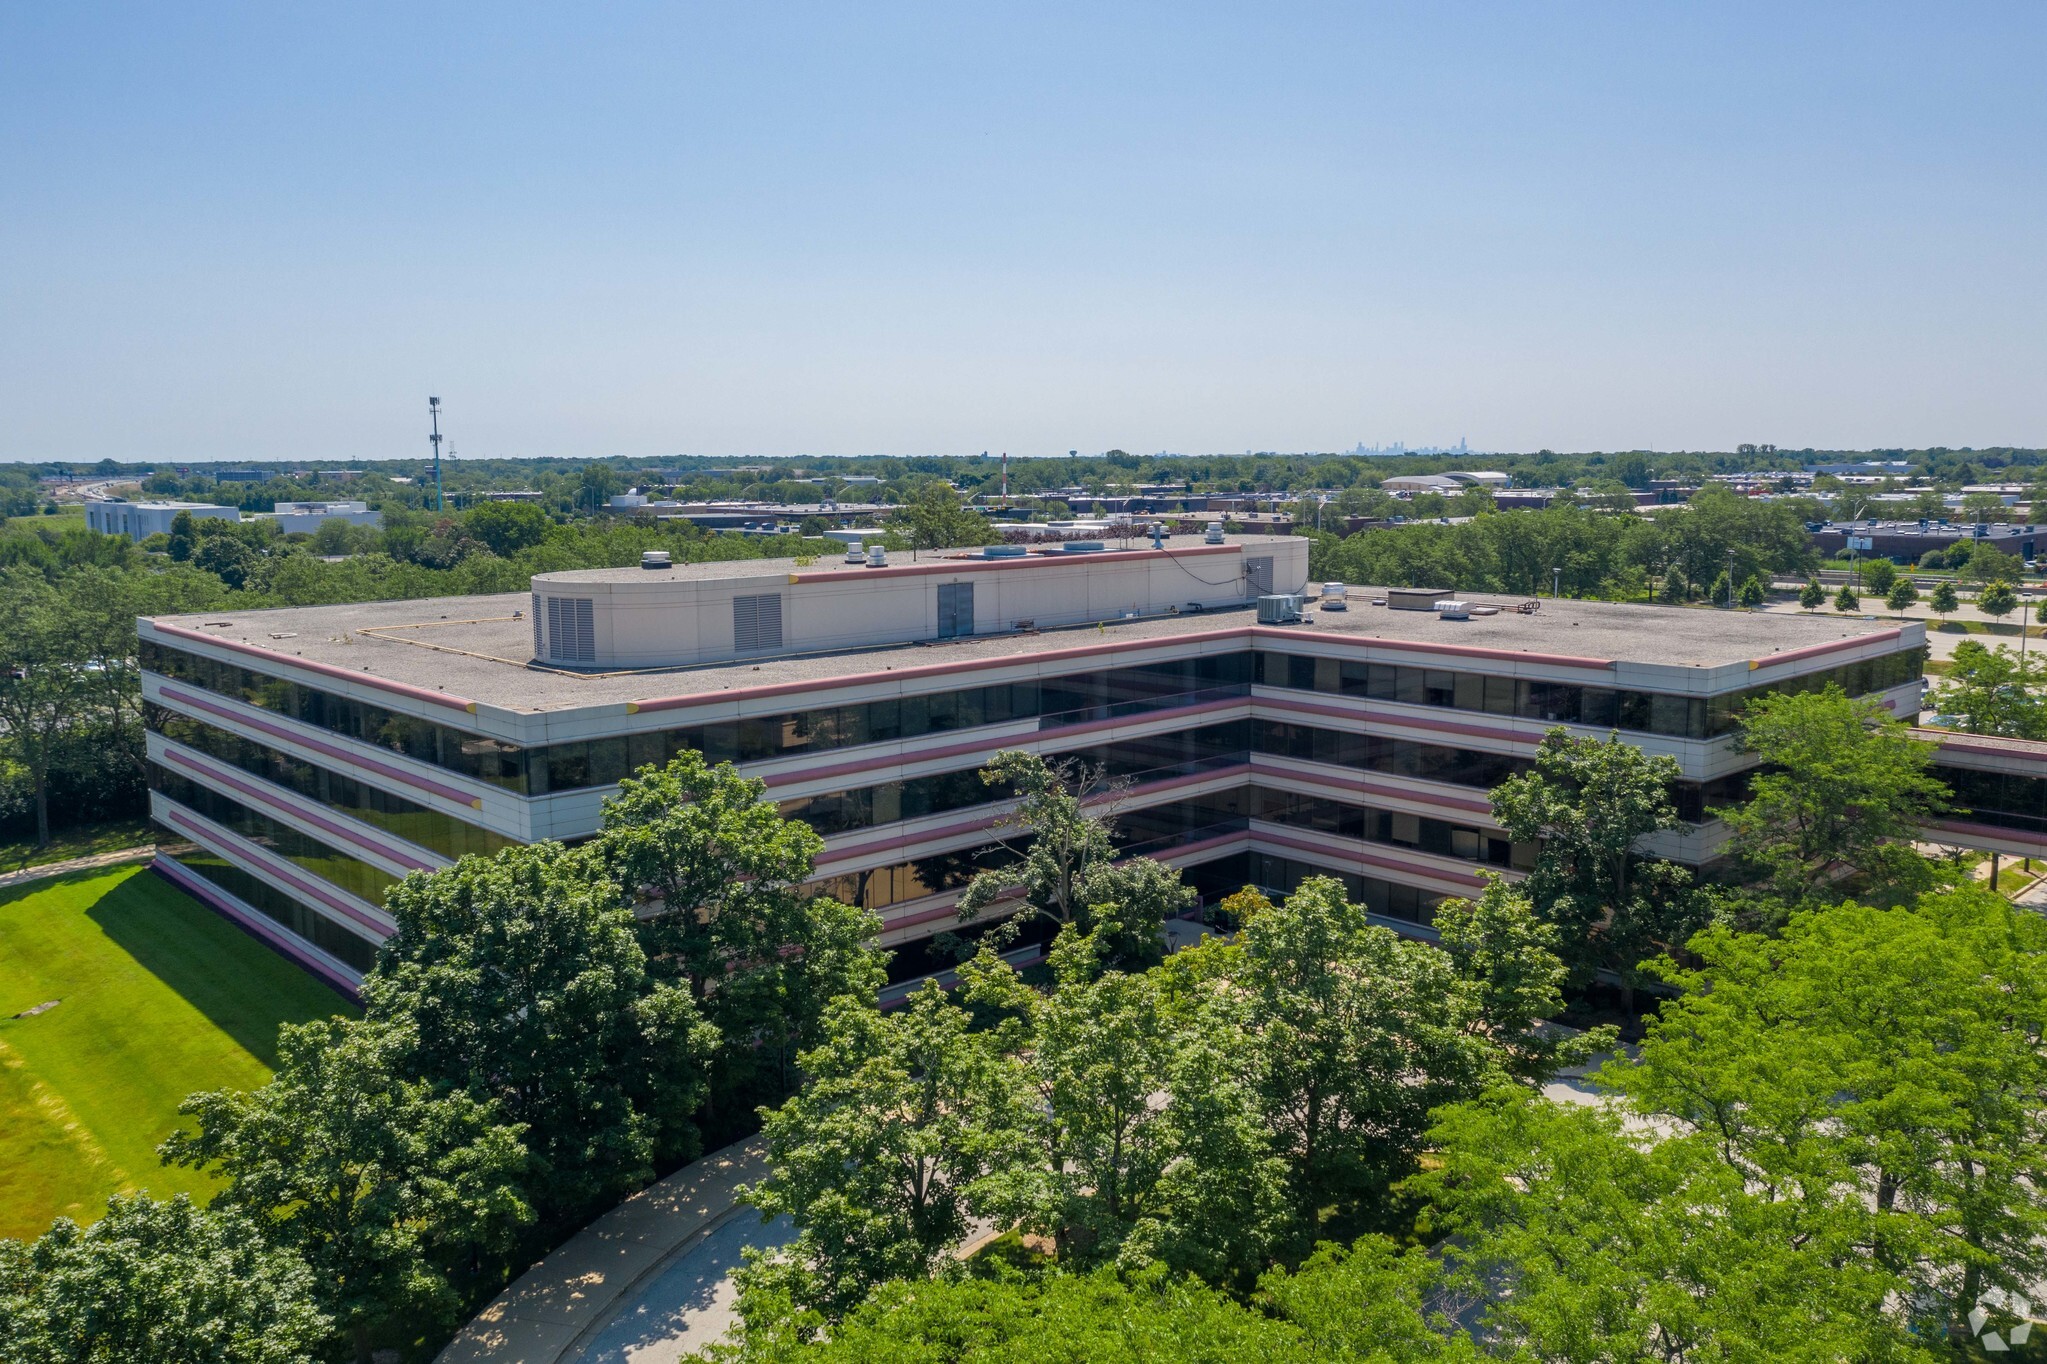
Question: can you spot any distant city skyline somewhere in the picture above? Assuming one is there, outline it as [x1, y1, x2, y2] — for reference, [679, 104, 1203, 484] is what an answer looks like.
[2, 3, 2042, 462]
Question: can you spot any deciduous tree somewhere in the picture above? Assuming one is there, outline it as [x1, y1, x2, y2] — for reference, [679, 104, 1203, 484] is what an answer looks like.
[370, 841, 719, 1224]
[596, 753, 885, 1116]
[1609, 887, 2047, 1342]
[1723, 686, 1949, 899]
[1433, 875, 1616, 1082]
[961, 934, 1290, 1283]
[0, 1194, 329, 1364]
[0, 567, 92, 845]
[737, 985, 1035, 1326]
[1978, 579, 2018, 621]
[954, 751, 1191, 973]
[1931, 640, 2047, 739]
[1232, 877, 1490, 1227]
[164, 1020, 530, 1363]
[1489, 728, 1701, 1010]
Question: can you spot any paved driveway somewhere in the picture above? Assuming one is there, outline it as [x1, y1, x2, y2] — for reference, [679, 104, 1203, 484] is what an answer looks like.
[439, 1139, 773, 1364]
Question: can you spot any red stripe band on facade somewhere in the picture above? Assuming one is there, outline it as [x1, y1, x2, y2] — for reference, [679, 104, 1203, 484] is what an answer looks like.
[155, 684, 490, 808]
[149, 622, 481, 715]
[628, 627, 1254, 713]
[628, 623, 1619, 715]
[1255, 692, 1550, 747]
[758, 697, 1248, 790]
[1923, 818, 2047, 851]
[157, 744, 442, 872]
[1748, 629, 1903, 672]
[1244, 625, 1617, 673]
[1243, 757, 1498, 816]
[1912, 728, 2047, 761]
[152, 858, 363, 1000]
[810, 765, 1251, 872]
[1250, 826, 1492, 890]
[157, 805, 395, 937]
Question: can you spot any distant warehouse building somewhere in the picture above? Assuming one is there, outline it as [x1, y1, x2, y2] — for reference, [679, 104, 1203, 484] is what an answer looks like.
[1806, 520, 2042, 564]
[1381, 471, 1514, 494]
[258, 500, 382, 534]
[87, 500, 240, 542]
[136, 535, 1951, 996]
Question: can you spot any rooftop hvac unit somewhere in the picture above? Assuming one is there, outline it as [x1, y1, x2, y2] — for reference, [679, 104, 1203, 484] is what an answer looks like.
[1319, 582, 1348, 611]
[1434, 600, 1471, 620]
[867, 545, 888, 567]
[844, 542, 866, 563]
[981, 544, 1027, 559]
[1061, 540, 1107, 553]
[1257, 594, 1305, 625]
[641, 550, 672, 570]
[1204, 522, 1225, 544]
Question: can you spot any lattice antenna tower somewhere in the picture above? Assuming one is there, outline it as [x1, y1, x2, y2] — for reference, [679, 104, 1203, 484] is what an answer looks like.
[428, 396, 445, 512]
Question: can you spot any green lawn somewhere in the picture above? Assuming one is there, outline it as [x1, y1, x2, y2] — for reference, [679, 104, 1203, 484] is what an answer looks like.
[0, 865, 353, 1240]
[0, 818, 156, 875]
[0, 506, 84, 533]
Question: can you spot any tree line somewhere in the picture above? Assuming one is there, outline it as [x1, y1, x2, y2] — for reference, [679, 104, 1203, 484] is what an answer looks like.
[1, 686, 2030, 1361]
[0, 513, 810, 850]
[707, 691, 2036, 1361]
[1, 754, 883, 1362]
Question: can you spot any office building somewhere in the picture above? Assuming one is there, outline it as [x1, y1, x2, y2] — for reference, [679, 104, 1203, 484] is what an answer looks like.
[260, 500, 383, 533]
[140, 535, 1952, 996]
[88, 500, 241, 541]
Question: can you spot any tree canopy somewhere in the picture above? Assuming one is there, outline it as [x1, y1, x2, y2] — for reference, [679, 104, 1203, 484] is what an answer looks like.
[0, 1194, 330, 1364]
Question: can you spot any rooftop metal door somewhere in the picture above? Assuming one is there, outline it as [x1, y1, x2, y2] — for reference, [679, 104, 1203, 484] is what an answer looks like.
[937, 582, 973, 639]
[1246, 555, 1274, 596]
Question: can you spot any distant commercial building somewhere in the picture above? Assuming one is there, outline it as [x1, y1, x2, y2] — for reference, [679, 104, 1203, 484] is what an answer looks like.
[87, 500, 240, 542]
[212, 470, 268, 484]
[1381, 472, 1513, 494]
[310, 469, 366, 484]
[1808, 461, 1912, 477]
[259, 501, 382, 534]
[1806, 519, 2043, 563]
[649, 501, 893, 530]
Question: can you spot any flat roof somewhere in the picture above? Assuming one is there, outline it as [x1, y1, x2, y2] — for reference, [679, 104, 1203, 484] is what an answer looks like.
[146, 554, 1922, 720]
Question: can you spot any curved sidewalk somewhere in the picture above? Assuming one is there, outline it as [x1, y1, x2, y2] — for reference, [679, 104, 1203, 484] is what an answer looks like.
[439, 1138, 774, 1364]
[0, 845, 154, 892]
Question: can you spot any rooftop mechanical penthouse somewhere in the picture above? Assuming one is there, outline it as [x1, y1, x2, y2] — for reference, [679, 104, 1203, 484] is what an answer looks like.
[138, 533, 1942, 995]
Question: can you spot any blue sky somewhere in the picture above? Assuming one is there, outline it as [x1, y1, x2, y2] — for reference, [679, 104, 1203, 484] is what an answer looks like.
[2, 3, 2042, 461]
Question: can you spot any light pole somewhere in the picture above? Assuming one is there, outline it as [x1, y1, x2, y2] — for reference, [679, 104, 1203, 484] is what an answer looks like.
[1552, 566, 1561, 599]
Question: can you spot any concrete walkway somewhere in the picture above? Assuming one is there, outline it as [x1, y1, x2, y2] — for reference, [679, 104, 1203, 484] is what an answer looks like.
[439, 1138, 772, 1364]
[0, 845, 153, 892]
